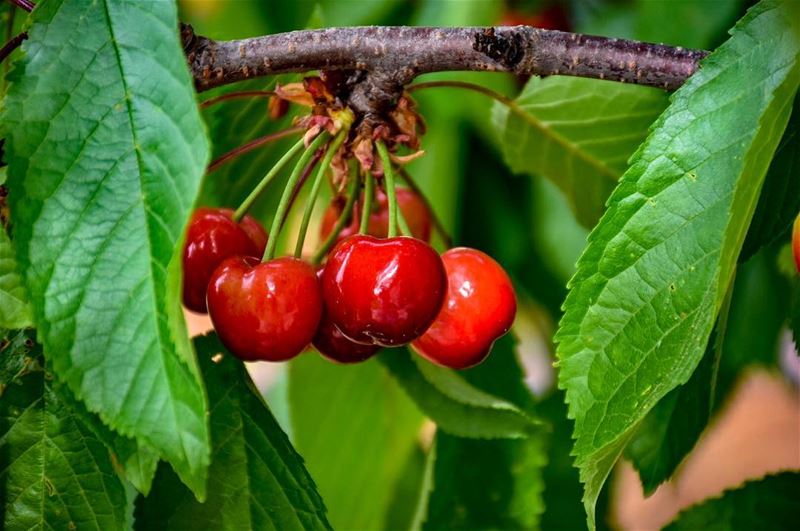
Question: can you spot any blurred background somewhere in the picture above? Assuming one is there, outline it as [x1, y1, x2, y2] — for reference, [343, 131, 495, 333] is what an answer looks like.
[180, 1, 799, 529]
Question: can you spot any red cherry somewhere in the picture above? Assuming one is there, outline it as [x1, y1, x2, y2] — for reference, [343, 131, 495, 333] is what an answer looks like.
[182, 207, 268, 313]
[499, 5, 571, 31]
[412, 248, 516, 369]
[312, 268, 381, 363]
[793, 213, 800, 274]
[321, 234, 447, 347]
[206, 256, 322, 362]
[320, 187, 432, 243]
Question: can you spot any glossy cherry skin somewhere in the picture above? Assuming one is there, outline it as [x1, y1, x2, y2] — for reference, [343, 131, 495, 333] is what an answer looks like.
[321, 235, 447, 347]
[793, 213, 800, 274]
[182, 207, 268, 313]
[312, 268, 381, 363]
[206, 256, 322, 362]
[412, 248, 517, 369]
[320, 187, 432, 243]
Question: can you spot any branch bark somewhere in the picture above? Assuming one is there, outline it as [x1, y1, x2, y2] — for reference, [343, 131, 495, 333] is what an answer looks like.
[183, 25, 708, 110]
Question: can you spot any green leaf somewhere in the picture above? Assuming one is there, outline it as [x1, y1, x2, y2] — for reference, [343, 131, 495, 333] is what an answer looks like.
[0, 333, 130, 530]
[379, 348, 543, 439]
[288, 353, 423, 531]
[555, 1, 800, 527]
[740, 94, 800, 260]
[135, 333, 331, 530]
[1, 0, 211, 495]
[492, 76, 668, 226]
[664, 472, 800, 530]
[576, 0, 743, 50]
[0, 227, 31, 329]
[623, 322, 721, 496]
[419, 337, 546, 530]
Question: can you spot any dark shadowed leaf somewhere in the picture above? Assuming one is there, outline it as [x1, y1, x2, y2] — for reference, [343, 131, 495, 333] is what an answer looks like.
[664, 472, 800, 531]
[0, 228, 30, 329]
[135, 334, 331, 531]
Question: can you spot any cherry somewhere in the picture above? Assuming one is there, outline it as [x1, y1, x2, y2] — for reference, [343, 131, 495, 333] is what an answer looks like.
[320, 187, 432, 243]
[500, 4, 570, 31]
[321, 234, 447, 347]
[182, 207, 268, 313]
[412, 248, 516, 369]
[793, 212, 800, 274]
[312, 268, 381, 363]
[206, 255, 322, 362]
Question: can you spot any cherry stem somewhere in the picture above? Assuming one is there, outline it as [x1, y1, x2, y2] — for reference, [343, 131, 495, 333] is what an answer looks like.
[0, 31, 26, 65]
[375, 140, 398, 238]
[232, 137, 305, 222]
[207, 126, 303, 174]
[396, 200, 412, 237]
[312, 171, 359, 265]
[397, 166, 453, 248]
[200, 90, 276, 109]
[406, 80, 529, 125]
[263, 132, 330, 261]
[294, 130, 347, 258]
[359, 169, 375, 235]
[280, 148, 323, 231]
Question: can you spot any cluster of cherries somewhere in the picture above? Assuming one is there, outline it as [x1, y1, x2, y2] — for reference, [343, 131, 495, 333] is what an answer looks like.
[182, 181, 516, 370]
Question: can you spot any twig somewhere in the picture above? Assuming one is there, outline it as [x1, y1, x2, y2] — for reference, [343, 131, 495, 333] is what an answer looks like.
[8, 0, 34, 12]
[0, 31, 26, 64]
[183, 25, 708, 115]
[207, 126, 302, 173]
[200, 89, 276, 109]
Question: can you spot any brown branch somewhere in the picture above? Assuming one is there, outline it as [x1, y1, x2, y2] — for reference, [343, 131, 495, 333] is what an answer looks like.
[183, 24, 708, 116]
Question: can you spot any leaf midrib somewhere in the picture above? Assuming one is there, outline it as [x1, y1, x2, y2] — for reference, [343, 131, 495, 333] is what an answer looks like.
[98, 0, 192, 468]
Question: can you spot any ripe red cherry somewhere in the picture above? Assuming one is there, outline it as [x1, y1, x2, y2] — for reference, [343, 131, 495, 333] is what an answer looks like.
[793, 213, 800, 274]
[320, 187, 432, 243]
[312, 268, 381, 363]
[321, 234, 447, 347]
[182, 207, 268, 313]
[412, 248, 516, 369]
[206, 256, 322, 362]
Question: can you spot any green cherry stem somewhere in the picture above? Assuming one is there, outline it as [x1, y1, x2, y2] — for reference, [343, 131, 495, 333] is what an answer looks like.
[312, 170, 359, 265]
[375, 140, 398, 238]
[359, 169, 375, 235]
[263, 132, 330, 261]
[294, 130, 348, 258]
[396, 199, 413, 237]
[232, 136, 305, 222]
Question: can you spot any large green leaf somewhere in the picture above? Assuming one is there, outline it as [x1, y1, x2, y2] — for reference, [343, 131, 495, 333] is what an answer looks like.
[288, 353, 423, 531]
[740, 94, 800, 260]
[623, 322, 721, 496]
[1, 0, 211, 495]
[555, 1, 800, 526]
[419, 336, 546, 530]
[380, 348, 543, 439]
[493, 76, 668, 226]
[0, 332, 130, 530]
[664, 472, 800, 530]
[135, 334, 331, 530]
[0, 228, 31, 329]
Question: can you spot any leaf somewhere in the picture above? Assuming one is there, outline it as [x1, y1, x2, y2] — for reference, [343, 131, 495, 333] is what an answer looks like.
[576, 0, 743, 50]
[1, 0, 211, 495]
[555, 1, 800, 527]
[740, 93, 800, 260]
[135, 333, 331, 531]
[492, 76, 668, 226]
[623, 323, 720, 496]
[664, 472, 800, 530]
[419, 337, 547, 530]
[0, 227, 31, 329]
[288, 353, 424, 531]
[0, 333, 130, 530]
[379, 348, 543, 439]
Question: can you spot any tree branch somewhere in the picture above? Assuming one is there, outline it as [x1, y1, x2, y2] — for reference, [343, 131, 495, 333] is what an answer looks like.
[183, 25, 708, 111]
